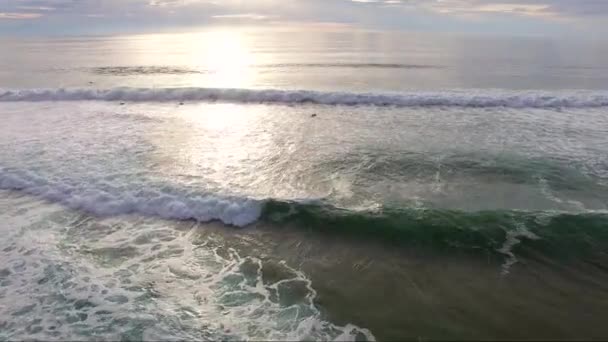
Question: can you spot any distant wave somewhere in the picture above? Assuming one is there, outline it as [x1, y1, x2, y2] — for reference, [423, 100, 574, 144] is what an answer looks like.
[2, 87, 608, 108]
[260, 63, 443, 69]
[84, 64, 608, 77]
[87, 64, 441, 75]
[89, 66, 208, 75]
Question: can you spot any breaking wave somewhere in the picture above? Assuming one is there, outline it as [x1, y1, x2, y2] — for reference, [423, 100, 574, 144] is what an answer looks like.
[2, 167, 607, 261]
[2, 87, 608, 108]
[0, 168, 263, 227]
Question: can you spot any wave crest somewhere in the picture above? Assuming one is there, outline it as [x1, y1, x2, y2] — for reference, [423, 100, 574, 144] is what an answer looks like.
[2, 87, 608, 108]
[2, 167, 607, 260]
[0, 168, 262, 227]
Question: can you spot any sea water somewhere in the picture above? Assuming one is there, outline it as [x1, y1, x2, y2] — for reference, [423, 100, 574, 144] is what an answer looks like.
[1, 29, 608, 340]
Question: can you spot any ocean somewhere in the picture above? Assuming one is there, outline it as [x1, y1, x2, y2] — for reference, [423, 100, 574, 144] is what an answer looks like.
[1, 28, 608, 341]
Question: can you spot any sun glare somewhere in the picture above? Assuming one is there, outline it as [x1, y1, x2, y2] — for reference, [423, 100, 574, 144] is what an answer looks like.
[194, 30, 256, 88]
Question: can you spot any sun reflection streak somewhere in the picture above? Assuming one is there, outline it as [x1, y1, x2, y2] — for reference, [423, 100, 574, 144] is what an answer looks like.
[149, 103, 278, 194]
[121, 29, 262, 88]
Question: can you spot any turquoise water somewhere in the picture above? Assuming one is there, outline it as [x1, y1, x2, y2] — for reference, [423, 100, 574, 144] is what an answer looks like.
[1, 30, 608, 340]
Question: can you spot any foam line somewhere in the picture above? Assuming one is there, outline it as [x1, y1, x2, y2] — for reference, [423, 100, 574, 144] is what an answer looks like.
[1, 87, 608, 108]
[0, 168, 263, 227]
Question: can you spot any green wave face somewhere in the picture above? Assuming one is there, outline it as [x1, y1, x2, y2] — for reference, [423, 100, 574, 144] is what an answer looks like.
[262, 200, 608, 259]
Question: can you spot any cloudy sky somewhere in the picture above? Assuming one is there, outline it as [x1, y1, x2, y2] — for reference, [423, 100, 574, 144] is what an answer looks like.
[0, 0, 606, 36]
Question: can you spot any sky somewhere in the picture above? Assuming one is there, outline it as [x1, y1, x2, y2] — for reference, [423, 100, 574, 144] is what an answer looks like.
[0, 0, 607, 37]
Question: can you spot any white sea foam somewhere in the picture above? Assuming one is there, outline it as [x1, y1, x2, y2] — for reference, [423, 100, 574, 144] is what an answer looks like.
[497, 222, 540, 275]
[0, 194, 375, 341]
[197, 246, 376, 341]
[1, 87, 608, 108]
[0, 168, 263, 227]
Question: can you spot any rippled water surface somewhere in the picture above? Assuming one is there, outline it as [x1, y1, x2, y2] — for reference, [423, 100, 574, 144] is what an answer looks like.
[1, 29, 608, 341]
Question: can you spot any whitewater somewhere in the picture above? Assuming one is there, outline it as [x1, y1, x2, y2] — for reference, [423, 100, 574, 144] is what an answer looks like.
[2, 30, 608, 341]
[2, 87, 608, 108]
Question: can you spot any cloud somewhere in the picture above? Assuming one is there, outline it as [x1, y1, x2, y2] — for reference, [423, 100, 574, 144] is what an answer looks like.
[16, 6, 55, 11]
[424, 1, 553, 17]
[543, 0, 608, 16]
[389, 0, 608, 18]
[148, 0, 208, 7]
[212, 13, 277, 21]
[0, 0, 606, 35]
[2, 0, 607, 20]
[0, 12, 42, 19]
